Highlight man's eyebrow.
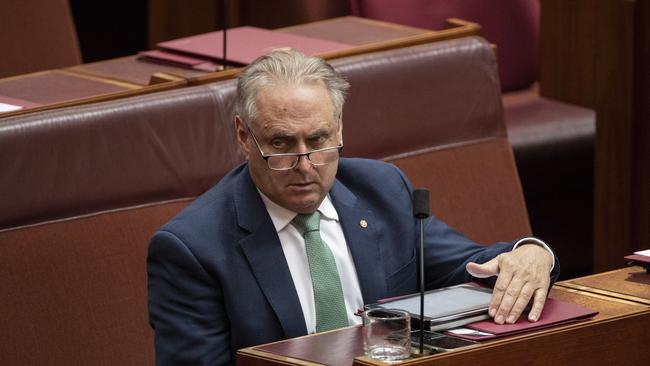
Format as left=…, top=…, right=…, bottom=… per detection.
left=307, top=127, right=333, bottom=138
left=267, top=131, right=295, bottom=140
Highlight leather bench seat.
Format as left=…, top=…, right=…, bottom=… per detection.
left=0, top=37, right=542, bottom=364
left=503, top=86, right=595, bottom=278
left=348, top=0, right=597, bottom=278
left=504, top=85, right=595, bottom=173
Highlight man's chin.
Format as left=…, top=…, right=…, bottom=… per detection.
left=287, top=197, right=323, bottom=214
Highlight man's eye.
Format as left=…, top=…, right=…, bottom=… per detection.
left=271, top=140, right=287, bottom=149
left=310, top=136, right=328, bottom=145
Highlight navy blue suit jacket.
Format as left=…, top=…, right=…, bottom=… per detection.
left=147, top=158, right=558, bottom=365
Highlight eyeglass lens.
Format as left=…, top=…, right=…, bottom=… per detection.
left=267, top=149, right=340, bottom=170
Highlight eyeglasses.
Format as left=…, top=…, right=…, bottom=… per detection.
left=246, top=124, right=343, bottom=171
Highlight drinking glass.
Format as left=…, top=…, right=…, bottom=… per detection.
left=363, top=308, right=411, bottom=361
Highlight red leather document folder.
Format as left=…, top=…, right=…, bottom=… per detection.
left=446, top=298, right=598, bottom=340
left=157, top=26, right=353, bottom=65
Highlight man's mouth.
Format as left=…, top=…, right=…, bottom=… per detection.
left=288, top=181, right=317, bottom=189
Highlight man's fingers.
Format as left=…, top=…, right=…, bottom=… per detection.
left=489, top=268, right=513, bottom=319
left=527, top=287, right=548, bottom=322
left=493, top=277, right=523, bottom=324
left=505, top=283, right=535, bottom=323
left=466, top=257, right=500, bottom=279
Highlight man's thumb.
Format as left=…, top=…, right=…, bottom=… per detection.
left=466, top=258, right=500, bottom=278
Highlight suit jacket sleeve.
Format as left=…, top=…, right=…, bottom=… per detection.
left=390, top=164, right=560, bottom=290
left=147, top=230, right=231, bottom=366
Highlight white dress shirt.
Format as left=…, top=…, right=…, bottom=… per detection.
left=258, top=192, right=555, bottom=333
left=259, top=192, right=365, bottom=334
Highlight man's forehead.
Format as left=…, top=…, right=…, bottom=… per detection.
left=253, top=82, right=337, bottom=124
left=256, top=81, right=331, bottom=105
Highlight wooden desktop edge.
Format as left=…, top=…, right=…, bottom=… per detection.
left=354, top=313, right=650, bottom=366
left=239, top=309, right=650, bottom=366
left=237, top=286, right=650, bottom=366
left=189, top=18, right=481, bottom=86
left=359, top=287, right=650, bottom=365
left=0, top=17, right=479, bottom=119
left=556, top=266, right=650, bottom=305
left=0, top=79, right=187, bottom=119
left=277, top=15, right=434, bottom=35
left=237, top=326, right=353, bottom=366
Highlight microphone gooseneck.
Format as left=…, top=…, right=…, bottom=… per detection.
left=412, top=188, right=430, bottom=355
left=220, top=0, right=228, bottom=70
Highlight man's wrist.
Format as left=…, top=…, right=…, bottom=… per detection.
left=512, top=237, right=555, bottom=272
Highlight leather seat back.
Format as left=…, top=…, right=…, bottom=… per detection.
left=333, top=36, right=531, bottom=243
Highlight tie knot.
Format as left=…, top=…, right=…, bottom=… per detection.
left=293, top=211, right=321, bottom=233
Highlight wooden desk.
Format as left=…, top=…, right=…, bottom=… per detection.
left=558, top=266, right=650, bottom=305
left=65, top=55, right=207, bottom=86
left=237, top=286, right=650, bottom=365
left=0, top=16, right=479, bottom=119
left=67, top=16, right=479, bottom=87
left=0, top=70, right=185, bottom=119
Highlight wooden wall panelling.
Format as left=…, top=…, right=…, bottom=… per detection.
left=540, top=0, right=649, bottom=271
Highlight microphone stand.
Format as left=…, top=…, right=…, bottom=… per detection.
left=413, top=189, right=430, bottom=355
left=219, top=0, right=228, bottom=70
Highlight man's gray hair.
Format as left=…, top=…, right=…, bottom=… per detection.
left=236, top=49, right=349, bottom=125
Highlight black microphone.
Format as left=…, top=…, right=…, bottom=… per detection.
left=413, top=189, right=430, bottom=219
left=412, top=188, right=429, bottom=355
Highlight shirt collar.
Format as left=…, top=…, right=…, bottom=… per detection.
left=258, top=190, right=339, bottom=233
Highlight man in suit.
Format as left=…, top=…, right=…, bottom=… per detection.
left=147, top=50, right=558, bottom=365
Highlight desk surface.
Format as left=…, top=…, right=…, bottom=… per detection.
left=237, top=286, right=650, bottom=366
left=558, top=266, right=650, bottom=305
left=0, top=70, right=134, bottom=104
left=65, top=55, right=207, bottom=86
left=66, top=17, right=434, bottom=87
left=277, top=16, right=431, bottom=46
left=0, top=16, right=479, bottom=119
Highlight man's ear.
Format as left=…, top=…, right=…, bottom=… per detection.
left=234, top=115, right=251, bottom=160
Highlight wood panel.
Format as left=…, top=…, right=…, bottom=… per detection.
left=539, top=0, right=650, bottom=272
left=558, top=266, right=650, bottom=305
left=147, top=0, right=221, bottom=47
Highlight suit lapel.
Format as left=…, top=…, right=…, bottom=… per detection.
left=330, top=180, right=388, bottom=304
left=234, top=168, right=307, bottom=339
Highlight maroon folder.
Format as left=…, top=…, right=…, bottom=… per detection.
left=157, top=26, right=353, bottom=65
left=446, top=298, right=598, bottom=341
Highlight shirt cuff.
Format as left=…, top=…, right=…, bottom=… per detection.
left=512, top=237, right=555, bottom=272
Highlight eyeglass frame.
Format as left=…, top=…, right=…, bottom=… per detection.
left=242, top=117, right=343, bottom=171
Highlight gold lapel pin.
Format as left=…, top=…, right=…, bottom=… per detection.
left=359, top=219, right=368, bottom=228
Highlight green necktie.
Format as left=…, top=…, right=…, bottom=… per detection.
left=293, top=211, right=349, bottom=332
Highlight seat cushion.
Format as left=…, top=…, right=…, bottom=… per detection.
left=503, top=85, right=595, bottom=166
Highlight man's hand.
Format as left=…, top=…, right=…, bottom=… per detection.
left=465, top=245, right=553, bottom=324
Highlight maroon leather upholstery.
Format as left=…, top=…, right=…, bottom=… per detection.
left=0, top=37, right=528, bottom=364
left=348, top=0, right=595, bottom=277
left=0, top=81, right=242, bottom=365
left=0, top=201, right=187, bottom=365
left=0, top=0, right=82, bottom=78
left=0, top=82, right=242, bottom=229
left=332, top=37, right=531, bottom=243
left=349, top=0, right=539, bottom=92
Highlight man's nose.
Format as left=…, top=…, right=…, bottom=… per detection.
left=294, top=154, right=312, bottom=172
